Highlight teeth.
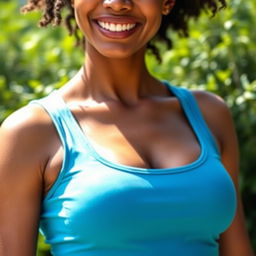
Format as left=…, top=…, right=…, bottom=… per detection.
left=98, top=21, right=136, bottom=32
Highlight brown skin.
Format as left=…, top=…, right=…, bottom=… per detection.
left=0, top=0, right=254, bottom=255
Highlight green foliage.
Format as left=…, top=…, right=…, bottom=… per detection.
left=0, top=1, right=83, bottom=121
left=0, top=0, right=255, bottom=254
left=36, top=234, right=51, bottom=256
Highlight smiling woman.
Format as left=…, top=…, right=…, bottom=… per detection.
left=0, top=0, right=255, bottom=256
left=21, top=0, right=225, bottom=61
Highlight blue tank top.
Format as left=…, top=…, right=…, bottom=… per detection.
left=31, top=82, right=237, bottom=256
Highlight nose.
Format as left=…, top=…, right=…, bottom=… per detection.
left=103, top=0, right=133, bottom=12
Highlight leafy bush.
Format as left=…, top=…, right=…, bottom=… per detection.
left=0, top=0, right=255, bottom=254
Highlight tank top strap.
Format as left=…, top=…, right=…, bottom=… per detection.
left=29, top=91, right=94, bottom=200
left=163, top=81, right=220, bottom=158
left=29, top=90, right=84, bottom=150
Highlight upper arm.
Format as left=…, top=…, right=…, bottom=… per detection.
left=0, top=106, right=50, bottom=255
left=193, top=90, right=254, bottom=256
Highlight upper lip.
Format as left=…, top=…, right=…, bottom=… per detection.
left=94, top=16, right=141, bottom=25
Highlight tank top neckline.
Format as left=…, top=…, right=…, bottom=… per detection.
left=54, top=81, right=208, bottom=174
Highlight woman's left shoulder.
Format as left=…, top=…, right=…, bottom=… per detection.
left=191, top=89, right=230, bottom=115
left=191, top=89, right=233, bottom=122
left=190, top=89, right=236, bottom=148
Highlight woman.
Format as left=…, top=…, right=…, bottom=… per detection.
left=0, top=0, right=254, bottom=255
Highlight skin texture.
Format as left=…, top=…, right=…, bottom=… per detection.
left=0, top=0, right=254, bottom=255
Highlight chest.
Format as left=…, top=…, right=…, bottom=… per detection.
left=71, top=100, right=201, bottom=169
left=44, top=99, right=204, bottom=194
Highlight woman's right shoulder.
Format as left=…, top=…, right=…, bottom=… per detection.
left=0, top=104, right=58, bottom=168
left=1, top=103, right=54, bottom=140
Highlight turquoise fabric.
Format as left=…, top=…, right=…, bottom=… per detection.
left=31, top=82, right=237, bottom=256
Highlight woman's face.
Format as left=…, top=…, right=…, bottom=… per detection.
left=73, top=0, right=174, bottom=59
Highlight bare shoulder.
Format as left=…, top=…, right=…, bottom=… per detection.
left=191, top=90, right=236, bottom=149
left=191, top=89, right=231, bottom=118
left=0, top=103, right=58, bottom=173
left=2, top=103, right=51, bottom=133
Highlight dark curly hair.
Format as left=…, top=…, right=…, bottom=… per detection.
left=21, top=0, right=226, bottom=62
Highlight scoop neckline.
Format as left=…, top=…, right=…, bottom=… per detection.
left=54, top=81, right=208, bottom=175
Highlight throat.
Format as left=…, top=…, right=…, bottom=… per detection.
left=82, top=46, right=162, bottom=104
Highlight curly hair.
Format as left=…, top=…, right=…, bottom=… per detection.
left=21, top=0, right=226, bottom=62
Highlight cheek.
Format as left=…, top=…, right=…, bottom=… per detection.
left=74, top=8, right=86, bottom=34
left=138, top=0, right=164, bottom=11
left=140, top=0, right=164, bottom=28
left=73, top=1, right=94, bottom=36
left=142, top=11, right=163, bottom=40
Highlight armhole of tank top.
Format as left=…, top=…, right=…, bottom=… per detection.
left=29, top=96, right=70, bottom=201
left=164, top=82, right=221, bottom=158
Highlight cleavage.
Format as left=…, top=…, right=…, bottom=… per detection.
left=71, top=100, right=201, bottom=170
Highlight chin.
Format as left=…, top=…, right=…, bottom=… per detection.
left=102, top=52, right=135, bottom=60
left=95, top=45, right=145, bottom=60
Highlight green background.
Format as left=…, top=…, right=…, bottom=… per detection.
left=0, top=0, right=255, bottom=255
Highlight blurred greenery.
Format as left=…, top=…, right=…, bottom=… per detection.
left=0, top=0, right=255, bottom=255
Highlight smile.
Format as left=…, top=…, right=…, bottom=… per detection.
left=97, top=21, right=136, bottom=32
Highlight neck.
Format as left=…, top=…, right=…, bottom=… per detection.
left=76, top=44, right=159, bottom=105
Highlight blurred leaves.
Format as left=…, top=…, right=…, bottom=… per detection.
left=0, top=0, right=256, bottom=254
left=0, top=1, right=83, bottom=121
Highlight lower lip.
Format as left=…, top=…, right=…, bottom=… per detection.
left=94, top=22, right=139, bottom=39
